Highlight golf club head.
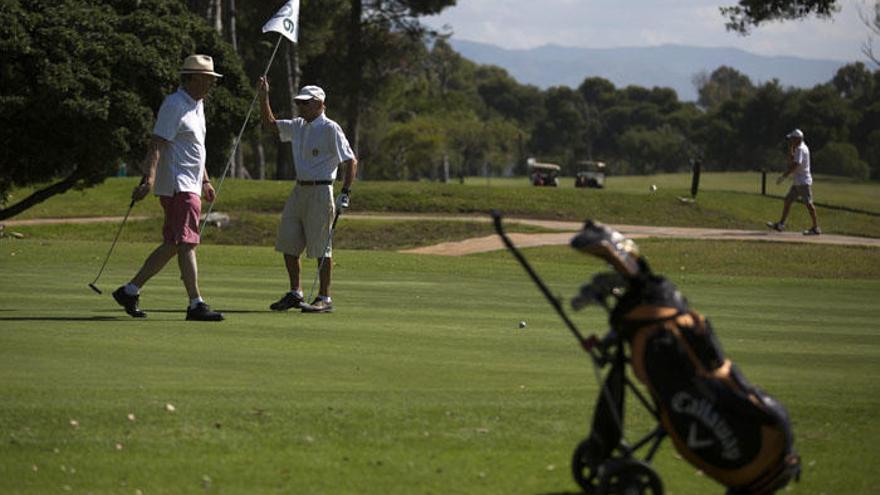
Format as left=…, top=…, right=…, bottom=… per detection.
left=570, top=221, right=642, bottom=278
left=88, top=283, right=103, bottom=295
left=571, top=272, right=627, bottom=311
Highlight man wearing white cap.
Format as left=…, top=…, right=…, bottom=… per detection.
left=767, top=128, right=821, bottom=235
left=258, top=77, right=358, bottom=313
left=112, top=54, right=225, bottom=321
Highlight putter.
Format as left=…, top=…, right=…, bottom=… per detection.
left=302, top=209, right=342, bottom=309
left=88, top=198, right=137, bottom=294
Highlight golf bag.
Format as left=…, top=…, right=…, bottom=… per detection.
left=492, top=213, right=800, bottom=495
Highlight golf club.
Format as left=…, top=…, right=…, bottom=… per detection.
left=303, top=209, right=342, bottom=307
left=88, top=197, right=137, bottom=294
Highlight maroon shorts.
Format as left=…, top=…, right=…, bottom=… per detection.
left=159, top=192, right=201, bottom=245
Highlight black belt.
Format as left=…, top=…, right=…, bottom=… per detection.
left=297, top=180, right=333, bottom=186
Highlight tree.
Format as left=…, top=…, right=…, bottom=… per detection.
left=815, top=142, right=870, bottom=179
left=860, top=0, right=880, bottom=67
left=788, top=84, right=853, bottom=151
left=831, top=62, right=875, bottom=101
left=694, top=66, right=754, bottom=110
left=531, top=87, right=588, bottom=170
left=377, top=116, right=446, bottom=180
left=864, top=129, right=880, bottom=179
left=0, top=0, right=248, bottom=220
left=341, top=0, right=456, bottom=158
left=737, top=80, right=791, bottom=169
left=721, top=0, right=840, bottom=34
left=473, top=65, right=545, bottom=131
left=578, top=77, right=617, bottom=110
left=618, top=126, right=690, bottom=174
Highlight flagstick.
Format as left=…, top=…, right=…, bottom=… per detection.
left=201, top=34, right=286, bottom=233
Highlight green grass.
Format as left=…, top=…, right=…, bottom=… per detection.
left=1, top=239, right=879, bottom=494
left=465, top=172, right=880, bottom=214
left=7, top=175, right=880, bottom=238
left=6, top=215, right=552, bottom=250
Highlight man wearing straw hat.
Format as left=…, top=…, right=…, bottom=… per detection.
left=112, top=54, right=225, bottom=321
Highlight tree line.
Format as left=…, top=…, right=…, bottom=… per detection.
left=1, top=0, right=874, bottom=219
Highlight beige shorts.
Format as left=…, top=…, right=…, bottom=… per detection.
left=785, top=184, right=813, bottom=204
left=275, top=184, right=335, bottom=258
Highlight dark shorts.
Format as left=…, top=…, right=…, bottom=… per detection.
left=160, top=192, right=201, bottom=245
left=785, top=184, right=813, bottom=204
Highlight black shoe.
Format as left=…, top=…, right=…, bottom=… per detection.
left=766, top=221, right=785, bottom=232
left=301, top=298, right=333, bottom=313
left=112, top=287, right=146, bottom=318
left=186, top=302, right=224, bottom=321
left=269, top=292, right=304, bottom=311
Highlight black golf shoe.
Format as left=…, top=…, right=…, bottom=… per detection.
left=186, top=302, right=224, bottom=321
left=301, top=298, right=333, bottom=313
left=112, top=286, right=147, bottom=318
left=766, top=221, right=785, bottom=232
left=269, top=292, right=304, bottom=311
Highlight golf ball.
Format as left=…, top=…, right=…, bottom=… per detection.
left=650, top=184, right=657, bottom=192
left=518, top=320, right=527, bottom=329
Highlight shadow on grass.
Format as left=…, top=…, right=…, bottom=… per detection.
left=146, top=309, right=273, bottom=314
left=0, top=316, right=120, bottom=322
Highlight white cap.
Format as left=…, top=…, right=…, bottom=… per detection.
left=786, top=129, right=804, bottom=139
left=294, top=85, right=326, bottom=102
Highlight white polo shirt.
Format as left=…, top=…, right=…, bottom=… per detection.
left=791, top=142, right=812, bottom=186
left=151, top=88, right=207, bottom=196
left=277, top=113, right=355, bottom=181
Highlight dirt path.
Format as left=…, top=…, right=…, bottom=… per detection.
left=5, top=213, right=878, bottom=254
left=344, top=213, right=880, bottom=255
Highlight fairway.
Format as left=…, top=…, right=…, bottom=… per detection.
left=1, top=238, right=879, bottom=494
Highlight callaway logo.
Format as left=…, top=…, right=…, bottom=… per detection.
left=671, top=391, right=742, bottom=461
left=687, top=423, right=714, bottom=449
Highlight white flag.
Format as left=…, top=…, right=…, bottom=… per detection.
left=262, top=0, right=300, bottom=43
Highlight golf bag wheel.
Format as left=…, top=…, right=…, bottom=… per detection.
left=571, top=437, right=605, bottom=494
left=597, top=459, right=663, bottom=495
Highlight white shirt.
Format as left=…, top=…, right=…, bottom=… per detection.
left=277, top=113, right=355, bottom=181
left=151, top=88, right=207, bottom=196
left=792, top=142, right=812, bottom=186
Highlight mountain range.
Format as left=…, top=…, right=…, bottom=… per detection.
left=448, top=39, right=848, bottom=102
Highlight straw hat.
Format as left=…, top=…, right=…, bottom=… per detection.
left=180, top=54, right=223, bottom=78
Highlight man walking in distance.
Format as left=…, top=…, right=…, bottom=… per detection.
left=258, top=77, right=357, bottom=314
left=112, top=54, right=225, bottom=321
left=767, top=129, right=821, bottom=235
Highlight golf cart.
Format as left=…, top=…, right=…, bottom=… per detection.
left=575, top=160, right=606, bottom=189
left=528, top=159, right=561, bottom=187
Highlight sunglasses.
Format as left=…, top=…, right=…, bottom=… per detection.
left=295, top=99, right=315, bottom=106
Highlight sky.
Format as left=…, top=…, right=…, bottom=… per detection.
left=420, top=0, right=875, bottom=62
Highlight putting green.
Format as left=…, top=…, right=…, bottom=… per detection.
left=1, top=239, right=878, bottom=493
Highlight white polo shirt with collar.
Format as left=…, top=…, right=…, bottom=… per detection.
left=791, top=142, right=812, bottom=186
left=277, top=112, right=355, bottom=181
left=151, top=88, right=207, bottom=197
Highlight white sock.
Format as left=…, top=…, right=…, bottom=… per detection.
left=124, top=283, right=139, bottom=296
left=319, top=295, right=331, bottom=303
left=189, top=297, right=204, bottom=309
left=290, top=290, right=304, bottom=298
